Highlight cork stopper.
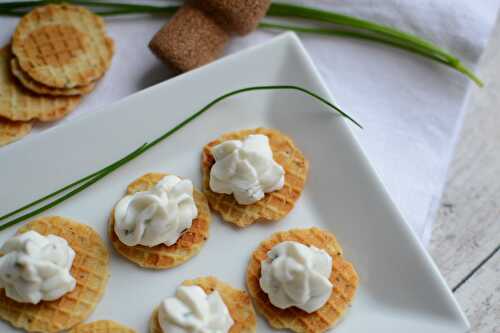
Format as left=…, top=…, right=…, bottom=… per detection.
left=194, top=0, right=272, bottom=35
left=149, top=4, right=229, bottom=73
left=148, top=0, right=271, bottom=72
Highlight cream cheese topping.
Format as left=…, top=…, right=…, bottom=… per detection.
left=259, top=241, right=333, bottom=313
left=158, top=285, right=234, bottom=333
left=209, top=134, right=285, bottom=205
left=0, top=230, right=76, bottom=304
left=114, top=175, right=198, bottom=247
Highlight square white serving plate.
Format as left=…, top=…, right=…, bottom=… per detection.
left=0, top=32, right=469, bottom=332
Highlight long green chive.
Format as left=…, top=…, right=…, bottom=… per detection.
left=0, top=143, right=148, bottom=222
left=0, top=1, right=481, bottom=85
left=266, top=3, right=483, bottom=86
left=259, top=22, right=452, bottom=68
left=0, top=143, right=149, bottom=231
left=0, top=85, right=357, bottom=231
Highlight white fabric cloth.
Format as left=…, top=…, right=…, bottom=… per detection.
left=1, top=1, right=498, bottom=245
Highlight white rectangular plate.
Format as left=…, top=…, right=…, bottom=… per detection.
left=0, top=33, right=469, bottom=332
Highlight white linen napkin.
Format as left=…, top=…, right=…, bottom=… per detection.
left=1, top=1, right=498, bottom=245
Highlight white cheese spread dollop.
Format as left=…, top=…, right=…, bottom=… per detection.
left=0, top=230, right=76, bottom=304
left=209, top=134, right=284, bottom=205
left=259, top=241, right=333, bottom=313
left=158, top=285, right=234, bottom=333
left=114, top=175, right=198, bottom=247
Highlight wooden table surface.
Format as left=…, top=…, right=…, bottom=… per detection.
left=429, top=14, right=500, bottom=333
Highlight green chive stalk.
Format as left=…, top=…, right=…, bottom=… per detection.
left=266, top=3, right=482, bottom=86
left=0, top=85, right=357, bottom=231
left=259, top=23, right=452, bottom=69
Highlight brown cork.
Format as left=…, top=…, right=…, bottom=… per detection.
left=194, top=0, right=271, bottom=35
left=149, top=4, right=229, bottom=73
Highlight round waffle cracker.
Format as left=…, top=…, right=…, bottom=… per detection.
left=12, top=4, right=114, bottom=89
left=109, top=173, right=211, bottom=269
left=149, top=276, right=256, bottom=333
left=0, top=216, right=110, bottom=333
left=246, top=227, right=359, bottom=333
left=69, top=320, right=136, bottom=333
left=0, top=46, right=80, bottom=122
left=201, top=128, right=309, bottom=227
left=0, top=117, right=32, bottom=146
left=11, top=57, right=96, bottom=96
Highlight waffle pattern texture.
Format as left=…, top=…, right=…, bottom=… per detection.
left=150, top=276, right=256, bottom=333
left=12, top=4, right=114, bottom=89
left=0, top=46, right=80, bottom=122
left=0, top=118, right=32, bottom=146
left=69, top=320, right=136, bottom=333
left=109, top=173, right=211, bottom=269
left=246, top=227, right=359, bottom=333
left=201, top=128, right=309, bottom=227
left=0, top=216, right=110, bottom=333
left=10, top=57, right=96, bottom=96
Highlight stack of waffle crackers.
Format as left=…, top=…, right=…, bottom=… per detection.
left=0, top=4, right=114, bottom=147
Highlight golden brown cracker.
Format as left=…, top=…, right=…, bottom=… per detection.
left=246, top=227, right=359, bottom=333
left=69, top=320, right=136, bottom=333
left=0, top=117, right=32, bottom=146
left=149, top=276, right=256, bottom=333
left=201, top=128, right=309, bottom=227
left=109, top=173, right=211, bottom=269
left=11, top=57, right=96, bottom=96
left=0, top=46, right=80, bottom=122
left=12, top=4, right=114, bottom=88
left=0, top=216, right=110, bottom=333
